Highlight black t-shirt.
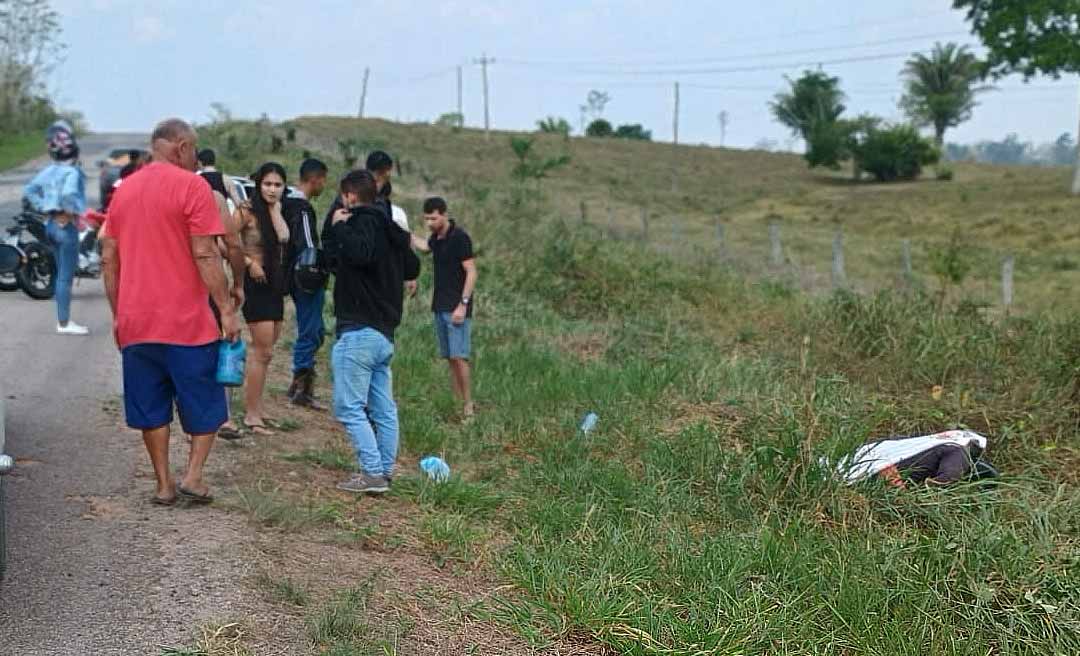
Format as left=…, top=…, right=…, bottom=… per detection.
left=429, top=221, right=474, bottom=317
left=895, top=443, right=972, bottom=484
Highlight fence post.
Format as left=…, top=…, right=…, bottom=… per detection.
left=769, top=221, right=783, bottom=268
left=579, top=200, right=588, bottom=226
left=641, top=208, right=649, bottom=242
left=901, top=239, right=913, bottom=279
left=1002, top=255, right=1014, bottom=311
left=716, top=221, right=726, bottom=260
left=832, top=229, right=846, bottom=289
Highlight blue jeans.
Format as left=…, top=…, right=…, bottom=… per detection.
left=291, top=288, right=326, bottom=373
left=331, top=328, right=398, bottom=477
left=46, top=220, right=78, bottom=324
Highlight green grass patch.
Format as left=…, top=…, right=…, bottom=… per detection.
left=205, top=119, right=1080, bottom=655
left=0, top=132, right=41, bottom=172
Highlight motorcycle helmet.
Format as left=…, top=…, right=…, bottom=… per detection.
left=45, top=120, right=79, bottom=162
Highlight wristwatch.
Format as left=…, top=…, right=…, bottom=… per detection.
left=461, top=296, right=471, bottom=306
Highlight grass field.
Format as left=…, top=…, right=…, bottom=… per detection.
left=0, top=132, right=42, bottom=172
left=194, top=118, right=1080, bottom=655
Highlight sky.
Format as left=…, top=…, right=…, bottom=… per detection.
left=49, top=0, right=1080, bottom=150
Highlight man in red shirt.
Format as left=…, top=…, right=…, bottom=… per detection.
left=100, top=118, right=242, bottom=506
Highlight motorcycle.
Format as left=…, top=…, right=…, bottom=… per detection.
left=3, top=205, right=101, bottom=301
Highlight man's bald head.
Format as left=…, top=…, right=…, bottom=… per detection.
left=151, top=118, right=199, bottom=171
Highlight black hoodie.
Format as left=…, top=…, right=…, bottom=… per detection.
left=322, top=203, right=420, bottom=340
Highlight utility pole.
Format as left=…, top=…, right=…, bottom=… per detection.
left=718, top=110, right=729, bottom=147
left=358, top=67, right=370, bottom=118
left=673, top=81, right=680, bottom=146
left=456, top=65, right=463, bottom=122
left=474, top=53, right=495, bottom=138
left=672, top=81, right=681, bottom=192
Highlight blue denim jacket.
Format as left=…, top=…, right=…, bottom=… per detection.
left=23, top=163, right=87, bottom=215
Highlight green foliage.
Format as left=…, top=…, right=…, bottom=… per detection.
left=613, top=123, right=652, bottom=141
left=536, top=116, right=572, bottom=136
left=0, top=0, right=64, bottom=135
left=770, top=70, right=846, bottom=141
left=857, top=124, right=941, bottom=182
left=901, top=42, right=989, bottom=144
left=434, top=112, right=464, bottom=130
left=954, top=0, right=1080, bottom=79
left=509, top=136, right=571, bottom=183
left=585, top=119, right=614, bottom=138
left=338, top=138, right=359, bottom=168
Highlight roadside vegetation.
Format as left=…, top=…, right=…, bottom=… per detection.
left=190, top=114, right=1080, bottom=654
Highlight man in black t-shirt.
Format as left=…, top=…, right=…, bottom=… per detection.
left=422, top=197, right=478, bottom=420
left=196, top=148, right=241, bottom=209
left=284, top=158, right=329, bottom=408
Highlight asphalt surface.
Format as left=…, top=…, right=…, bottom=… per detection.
left=0, top=135, right=259, bottom=654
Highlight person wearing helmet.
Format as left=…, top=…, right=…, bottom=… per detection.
left=23, top=120, right=90, bottom=335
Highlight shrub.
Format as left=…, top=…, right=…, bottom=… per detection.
left=537, top=116, right=572, bottom=137
left=935, top=164, right=955, bottom=181
left=857, top=124, right=940, bottom=182
left=434, top=112, right=464, bottom=130
left=585, top=119, right=614, bottom=138
left=614, top=123, right=652, bottom=141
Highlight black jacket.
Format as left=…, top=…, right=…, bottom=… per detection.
left=322, top=204, right=420, bottom=340
left=284, top=196, right=320, bottom=266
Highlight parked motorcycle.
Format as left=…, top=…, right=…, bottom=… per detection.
left=3, top=207, right=101, bottom=301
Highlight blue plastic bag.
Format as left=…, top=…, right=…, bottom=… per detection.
left=216, top=339, right=247, bottom=387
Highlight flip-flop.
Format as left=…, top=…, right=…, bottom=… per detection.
left=151, top=495, right=177, bottom=507
left=176, top=485, right=214, bottom=505
left=218, top=424, right=244, bottom=440
left=243, top=422, right=275, bottom=436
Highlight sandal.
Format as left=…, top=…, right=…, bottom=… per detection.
left=243, top=421, right=275, bottom=436
left=218, top=423, right=244, bottom=440
left=176, top=485, right=214, bottom=505
left=151, top=495, right=177, bottom=507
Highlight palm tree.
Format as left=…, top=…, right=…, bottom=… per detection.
left=900, top=42, right=989, bottom=146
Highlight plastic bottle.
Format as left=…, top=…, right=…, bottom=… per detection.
left=216, top=339, right=247, bottom=387
left=580, top=412, right=599, bottom=435
left=419, top=456, right=450, bottom=483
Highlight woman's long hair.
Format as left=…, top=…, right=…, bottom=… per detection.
left=250, top=162, right=287, bottom=291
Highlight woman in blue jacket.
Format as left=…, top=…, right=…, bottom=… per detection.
left=23, top=121, right=89, bottom=335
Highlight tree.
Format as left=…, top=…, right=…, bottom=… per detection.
left=585, top=119, right=614, bottom=138
left=536, top=116, right=572, bottom=137
left=900, top=42, right=988, bottom=146
left=770, top=70, right=846, bottom=146
left=0, top=0, right=64, bottom=133
left=585, top=90, right=610, bottom=120
left=208, top=102, right=233, bottom=125
left=613, top=124, right=652, bottom=141
left=953, top=0, right=1080, bottom=192
left=1052, top=132, right=1076, bottom=166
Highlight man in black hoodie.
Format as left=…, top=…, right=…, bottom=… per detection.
left=323, top=169, right=420, bottom=494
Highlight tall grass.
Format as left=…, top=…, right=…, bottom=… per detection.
left=203, top=120, right=1080, bottom=655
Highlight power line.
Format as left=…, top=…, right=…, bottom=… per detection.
left=570, top=50, right=921, bottom=78
left=503, top=30, right=970, bottom=71
left=499, top=9, right=960, bottom=67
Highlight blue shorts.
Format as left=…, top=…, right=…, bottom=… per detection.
left=433, top=312, right=471, bottom=359
left=121, top=342, right=228, bottom=435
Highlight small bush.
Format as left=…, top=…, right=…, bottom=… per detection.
left=537, top=116, right=572, bottom=137
left=614, top=123, right=652, bottom=141
left=935, top=164, right=954, bottom=181
left=586, top=119, right=613, bottom=138
left=857, top=124, right=940, bottom=182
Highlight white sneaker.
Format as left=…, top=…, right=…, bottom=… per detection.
left=57, top=321, right=90, bottom=336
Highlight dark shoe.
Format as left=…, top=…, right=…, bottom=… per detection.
left=297, top=369, right=327, bottom=410
left=286, top=370, right=309, bottom=402
left=336, top=473, right=390, bottom=495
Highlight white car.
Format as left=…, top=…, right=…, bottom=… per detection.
left=226, top=175, right=305, bottom=214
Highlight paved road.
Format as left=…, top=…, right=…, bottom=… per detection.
left=0, top=134, right=252, bottom=653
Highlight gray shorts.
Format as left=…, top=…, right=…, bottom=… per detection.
left=433, top=312, right=471, bottom=359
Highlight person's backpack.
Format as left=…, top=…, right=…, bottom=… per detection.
left=293, top=208, right=328, bottom=293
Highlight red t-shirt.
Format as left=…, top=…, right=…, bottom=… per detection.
left=105, top=161, right=225, bottom=348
